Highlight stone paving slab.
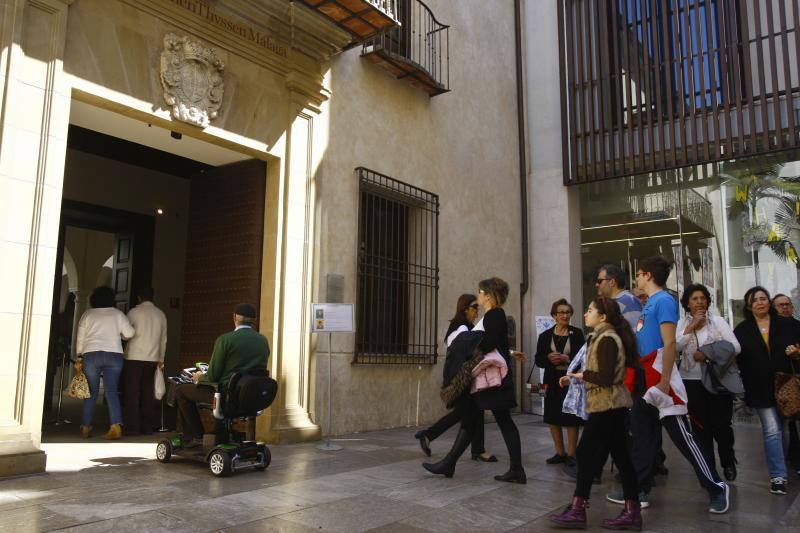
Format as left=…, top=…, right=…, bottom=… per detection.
left=0, top=415, right=798, bottom=532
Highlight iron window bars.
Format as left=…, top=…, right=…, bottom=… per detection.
left=354, top=167, right=439, bottom=364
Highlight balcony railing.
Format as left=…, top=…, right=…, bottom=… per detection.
left=361, top=0, right=450, bottom=96
left=626, top=188, right=715, bottom=237
left=297, top=0, right=400, bottom=41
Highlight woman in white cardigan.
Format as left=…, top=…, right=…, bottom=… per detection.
left=676, top=283, right=741, bottom=482
left=75, top=286, right=135, bottom=440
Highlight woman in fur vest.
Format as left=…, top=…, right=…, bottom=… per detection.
left=549, top=297, right=643, bottom=530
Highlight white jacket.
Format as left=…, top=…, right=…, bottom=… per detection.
left=77, top=307, right=134, bottom=355
left=125, top=301, right=168, bottom=362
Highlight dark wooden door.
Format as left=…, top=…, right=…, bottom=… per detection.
left=112, top=231, right=134, bottom=312
left=179, top=159, right=267, bottom=368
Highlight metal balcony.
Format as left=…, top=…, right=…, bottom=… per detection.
left=296, top=0, right=400, bottom=41
left=361, top=0, right=450, bottom=96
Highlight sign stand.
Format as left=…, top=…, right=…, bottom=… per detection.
left=317, top=331, right=342, bottom=451
left=311, top=303, right=354, bottom=452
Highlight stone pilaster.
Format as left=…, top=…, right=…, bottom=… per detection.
left=255, top=94, right=321, bottom=444
left=0, top=0, right=73, bottom=477
left=522, top=0, right=583, bottom=407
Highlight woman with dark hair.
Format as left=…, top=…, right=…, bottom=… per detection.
left=734, top=286, right=800, bottom=495
left=549, top=297, right=642, bottom=530
left=75, top=286, right=135, bottom=440
left=415, top=294, right=496, bottom=462
left=423, top=277, right=527, bottom=483
left=535, top=298, right=585, bottom=472
left=676, top=284, right=741, bottom=482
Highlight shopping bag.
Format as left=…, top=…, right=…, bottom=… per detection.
left=154, top=367, right=166, bottom=400
left=67, top=371, right=91, bottom=399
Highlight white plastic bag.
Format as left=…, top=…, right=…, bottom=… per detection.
left=154, top=366, right=166, bottom=400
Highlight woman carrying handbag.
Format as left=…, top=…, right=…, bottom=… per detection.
left=733, top=286, right=800, bottom=495
left=423, top=277, right=526, bottom=483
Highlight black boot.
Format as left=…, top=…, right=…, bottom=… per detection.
left=494, top=468, right=527, bottom=484
left=423, top=428, right=471, bottom=478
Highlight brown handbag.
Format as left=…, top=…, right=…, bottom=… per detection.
left=775, top=360, right=800, bottom=419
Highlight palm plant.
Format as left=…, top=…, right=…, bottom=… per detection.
left=716, top=155, right=800, bottom=286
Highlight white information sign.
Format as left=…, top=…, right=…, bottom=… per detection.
left=311, top=303, right=354, bottom=333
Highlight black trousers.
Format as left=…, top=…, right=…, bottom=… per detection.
left=576, top=408, right=638, bottom=500
left=425, top=408, right=486, bottom=455
left=175, top=383, right=214, bottom=439
left=122, top=360, right=158, bottom=433
left=788, top=419, right=800, bottom=467
left=684, top=379, right=736, bottom=468
left=630, top=397, right=725, bottom=495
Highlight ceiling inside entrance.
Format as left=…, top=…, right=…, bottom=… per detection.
left=69, top=101, right=251, bottom=167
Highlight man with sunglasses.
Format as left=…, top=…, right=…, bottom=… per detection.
left=596, top=264, right=642, bottom=331
left=773, top=293, right=800, bottom=475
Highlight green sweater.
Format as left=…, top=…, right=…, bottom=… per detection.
left=199, top=327, right=269, bottom=390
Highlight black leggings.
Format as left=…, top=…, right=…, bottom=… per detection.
left=575, top=408, right=638, bottom=500
left=492, top=408, right=523, bottom=471
left=452, top=397, right=522, bottom=470
left=425, top=408, right=486, bottom=455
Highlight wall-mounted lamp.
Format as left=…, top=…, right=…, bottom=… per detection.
left=156, top=208, right=165, bottom=215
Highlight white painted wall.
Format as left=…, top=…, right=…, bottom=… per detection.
left=524, top=0, right=585, bottom=388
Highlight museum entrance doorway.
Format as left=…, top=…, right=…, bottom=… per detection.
left=42, top=101, right=268, bottom=441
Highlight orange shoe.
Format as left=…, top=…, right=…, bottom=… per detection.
left=80, top=425, right=92, bottom=438
left=102, top=424, right=122, bottom=440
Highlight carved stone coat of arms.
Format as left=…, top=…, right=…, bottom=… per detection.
left=160, top=34, right=225, bottom=128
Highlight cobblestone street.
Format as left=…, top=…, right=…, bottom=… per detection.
left=1, top=414, right=798, bottom=532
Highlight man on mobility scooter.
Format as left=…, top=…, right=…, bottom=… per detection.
left=157, top=303, right=275, bottom=476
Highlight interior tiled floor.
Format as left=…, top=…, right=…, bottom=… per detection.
left=3, top=413, right=799, bottom=532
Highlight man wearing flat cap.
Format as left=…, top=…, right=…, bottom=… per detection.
left=174, top=303, right=269, bottom=447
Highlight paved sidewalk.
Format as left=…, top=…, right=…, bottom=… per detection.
left=1, top=415, right=798, bottom=532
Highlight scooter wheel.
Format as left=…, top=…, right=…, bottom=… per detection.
left=255, top=445, right=271, bottom=471
left=209, top=449, right=233, bottom=477
left=156, top=440, right=172, bottom=463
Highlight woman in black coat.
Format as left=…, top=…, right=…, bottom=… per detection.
left=423, top=277, right=527, bottom=483
left=415, top=293, right=496, bottom=462
left=733, top=286, right=800, bottom=496
left=535, top=298, right=585, bottom=468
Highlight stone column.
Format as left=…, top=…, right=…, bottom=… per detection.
left=256, top=95, right=322, bottom=444
left=0, top=0, right=73, bottom=476
left=522, top=0, right=584, bottom=397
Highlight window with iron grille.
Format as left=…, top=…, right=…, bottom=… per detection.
left=354, top=167, right=439, bottom=364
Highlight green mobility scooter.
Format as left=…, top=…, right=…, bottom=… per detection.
left=156, top=368, right=278, bottom=477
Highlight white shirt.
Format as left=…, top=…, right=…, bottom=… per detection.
left=125, top=301, right=168, bottom=362
left=77, top=307, right=135, bottom=355
left=676, top=314, right=741, bottom=380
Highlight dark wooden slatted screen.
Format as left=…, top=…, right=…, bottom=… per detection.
left=558, top=0, right=800, bottom=185
left=179, top=159, right=267, bottom=368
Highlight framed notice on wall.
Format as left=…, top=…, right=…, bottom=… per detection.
left=311, top=303, right=354, bottom=333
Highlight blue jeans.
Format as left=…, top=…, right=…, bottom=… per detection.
left=82, top=351, right=124, bottom=427
left=755, top=407, right=788, bottom=480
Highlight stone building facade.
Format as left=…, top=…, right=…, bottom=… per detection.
left=0, top=0, right=525, bottom=476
